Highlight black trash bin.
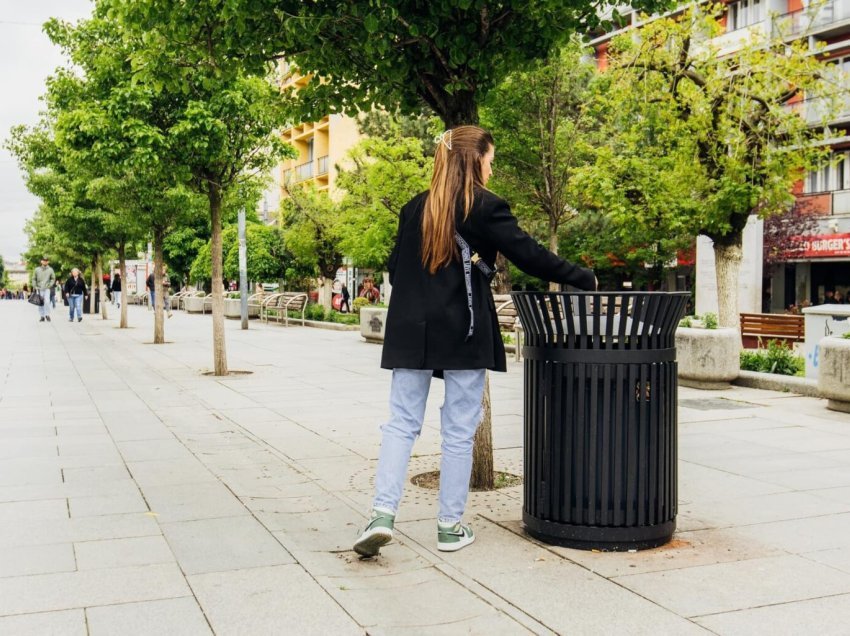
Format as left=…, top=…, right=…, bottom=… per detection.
left=83, top=289, right=100, bottom=314
left=511, top=292, right=689, bottom=551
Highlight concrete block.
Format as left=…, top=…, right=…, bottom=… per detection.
left=676, top=327, right=740, bottom=389
left=818, top=336, right=850, bottom=413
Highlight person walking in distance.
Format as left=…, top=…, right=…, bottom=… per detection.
left=32, top=257, right=56, bottom=322
left=146, top=266, right=173, bottom=317
left=353, top=126, right=597, bottom=557
left=111, top=271, right=122, bottom=309
left=64, top=268, right=87, bottom=322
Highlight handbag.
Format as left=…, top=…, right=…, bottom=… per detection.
left=28, top=289, right=44, bottom=306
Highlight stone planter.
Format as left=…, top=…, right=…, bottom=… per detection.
left=183, top=295, right=206, bottom=314
left=224, top=298, right=259, bottom=319
left=676, top=327, right=740, bottom=389
left=818, top=337, right=850, bottom=413
left=360, top=307, right=388, bottom=343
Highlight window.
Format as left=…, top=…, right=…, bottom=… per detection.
left=804, top=150, right=850, bottom=193
left=726, top=0, right=764, bottom=32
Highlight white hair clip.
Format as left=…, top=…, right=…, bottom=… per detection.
left=434, top=129, right=452, bottom=151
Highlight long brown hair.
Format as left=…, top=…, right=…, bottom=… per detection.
left=421, top=125, right=494, bottom=274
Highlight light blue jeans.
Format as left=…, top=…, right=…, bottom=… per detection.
left=373, top=368, right=486, bottom=524
left=38, top=290, right=51, bottom=318
left=69, top=294, right=83, bottom=320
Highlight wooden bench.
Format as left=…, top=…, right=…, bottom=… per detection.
left=260, top=292, right=309, bottom=327
left=740, top=313, right=804, bottom=349
left=493, top=294, right=523, bottom=362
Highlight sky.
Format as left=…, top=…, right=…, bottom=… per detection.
left=0, top=0, right=93, bottom=263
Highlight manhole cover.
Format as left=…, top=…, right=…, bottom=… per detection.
left=679, top=398, right=759, bottom=411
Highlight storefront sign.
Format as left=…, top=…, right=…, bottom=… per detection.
left=787, top=233, right=850, bottom=259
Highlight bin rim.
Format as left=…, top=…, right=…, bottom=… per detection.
left=509, top=291, right=691, bottom=298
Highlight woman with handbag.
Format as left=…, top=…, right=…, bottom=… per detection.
left=353, top=125, right=597, bottom=557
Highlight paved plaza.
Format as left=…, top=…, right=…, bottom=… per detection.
left=1, top=301, right=850, bottom=634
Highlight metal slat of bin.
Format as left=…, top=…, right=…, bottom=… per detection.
left=512, top=291, right=689, bottom=551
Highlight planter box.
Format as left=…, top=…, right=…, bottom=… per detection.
left=183, top=296, right=206, bottom=314
left=676, top=327, right=740, bottom=389
left=224, top=298, right=259, bottom=319
left=360, top=307, right=388, bottom=343
left=818, top=337, right=850, bottom=413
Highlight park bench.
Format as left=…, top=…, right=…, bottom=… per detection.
left=260, top=292, right=309, bottom=327
left=740, top=312, right=804, bottom=349
left=169, top=290, right=191, bottom=310
left=493, top=294, right=523, bottom=362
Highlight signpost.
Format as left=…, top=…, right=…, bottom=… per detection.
left=238, top=208, right=248, bottom=330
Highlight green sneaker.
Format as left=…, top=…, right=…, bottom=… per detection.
left=437, top=521, right=475, bottom=552
left=353, top=508, right=395, bottom=557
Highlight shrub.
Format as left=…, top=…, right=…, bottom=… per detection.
left=844, top=332, right=850, bottom=340
left=501, top=332, right=515, bottom=344
left=739, top=339, right=804, bottom=376
left=352, top=297, right=370, bottom=314
left=305, top=303, right=326, bottom=322
left=679, top=316, right=693, bottom=328
left=703, top=312, right=718, bottom=329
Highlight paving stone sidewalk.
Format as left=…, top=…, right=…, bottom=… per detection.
left=1, top=301, right=850, bottom=634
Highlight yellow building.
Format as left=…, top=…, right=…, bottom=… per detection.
left=278, top=63, right=362, bottom=200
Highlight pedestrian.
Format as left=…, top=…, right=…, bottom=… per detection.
left=146, top=270, right=155, bottom=310
left=147, top=267, right=173, bottom=317
left=111, top=272, right=122, bottom=308
left=340, top=283, right=351, bottom=313
left=359, top=278, right=380, bottom=304
left=353, top=126, right=596, bottom=557
left=32, top=257, right=56, bottom=322
left=64, top=268, right=87, bottom=322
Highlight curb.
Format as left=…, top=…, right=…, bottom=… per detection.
left=733, top=370, right=820, bottom=397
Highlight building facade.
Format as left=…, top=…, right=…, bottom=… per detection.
left=591, top=0, right=850, bottom=312
left=277, top=63, right=362, bottom=201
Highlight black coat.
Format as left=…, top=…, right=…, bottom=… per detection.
left=381, top=190, right=595, bottom=372
left=64, top=276, right=87, bottom=296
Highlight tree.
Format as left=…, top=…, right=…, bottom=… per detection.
left=105, top=0, right=297, bottom=374
left=483, top=40, right=599, bottom=290
left=762, top=197, right=820, bottom=277
left=190, top=222, right=289, bottom=285
left=193, top=0, right=667, bottom=126
left=602, top=8, right=834, bottom=327
left=279, top=184, right=344, bottom=309
left=336, top=135, right=433, bottom=273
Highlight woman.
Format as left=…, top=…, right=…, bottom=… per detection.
left=111, top=272, right=122, bottom=308
left=64, top=268, right=87, bottom=322
left=354, top=126, right=596, bottom=557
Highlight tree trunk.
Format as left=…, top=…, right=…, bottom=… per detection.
left=493, top=253, right=511, bottom=294
left=548, top=219, right=560, bottom=292
left=713, top=233, right=744, bottom=329
left=209, top=184, right=228, bottom=375
left=470, top=372, right=494, bottom=490
left=440, top=92, right=480, bottom=128
left=118, top=242, right=128, bottom=329
left=153, top=229, right=165, bottom=344
left=319, top=276, right=334, bottom=311
left=89, top=262, right=96, bottom=314
left=97, top=255, right=107, bottom=320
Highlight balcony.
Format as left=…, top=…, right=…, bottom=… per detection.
left=774, top=1, right=850, bottom=39
left=283, top=157, right=330, bottom=185
left=785, top=91, right=850, bottom=126
left=317, top=155, right=329, bottom=176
